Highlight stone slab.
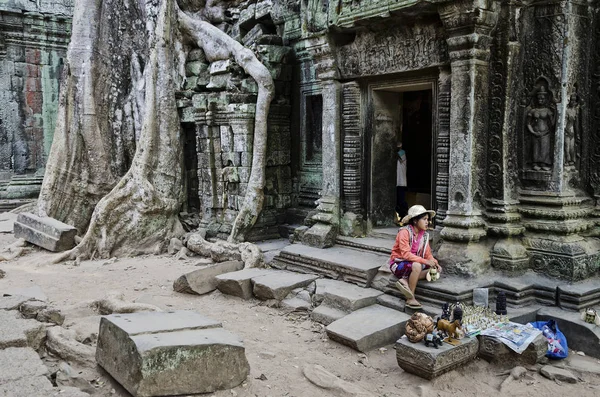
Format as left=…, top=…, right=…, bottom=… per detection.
left=326, top=305, right=411, bottom=352
left=394, top=336, right=479, bottom=379
left=478, top=334, right=547, bottom=366
left=562, top=354, right=600, bottom=375
left=0, top=310, right=45, bottom=350
left=103, top=311, right=222, bottom=336
left=97, top=313, right=249, bottom=397
left=0, top=347, right=48, bottom=383
left=537, top=306, right=600, bottom=359
left=0, top=212, right=17, bottom=233
left=14, top=212, right=77, bottom=251
left=215, top=268, right=275, bottom=299
left=0, top=376, right=55, bottom=397
left=0, top=294, right=33, bottom=310
left=540, top=365, right=578, bottom=383
left=281, top=297, right=311, bottom=311
left=376, top=294, right=406, bottom=312
left=252, top=271, right=318, bottom=301
left=279, top=244, right=387, bottom=286
left=255, top=239, right=291, bottom=252
left=311, top=304, right=346, bottom=326
left=335, top=236, right=393, bottom=255
left=173, top=260, right=244, bottom=295
left=314, top=278, right=382, bottom=312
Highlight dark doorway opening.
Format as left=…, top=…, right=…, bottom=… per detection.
left=369, top=86, right=434, bottom=227
left=401, top=90, right=433, bottom=211
left=182, top=123, right=200, bottom=213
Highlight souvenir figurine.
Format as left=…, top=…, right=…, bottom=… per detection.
left=495, top=291, right=507, bottom=315
left=441, top=303, right=451, bottom=321
left=452, top=304, right=463, bottom=324
left=424, top=331, right=443, bottom=348
left=581, top=308, right=599, bottom=325
left=436, top=318, right=462, bottom=340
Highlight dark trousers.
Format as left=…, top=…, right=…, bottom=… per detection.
left=396, top=186, right=408, bottom=217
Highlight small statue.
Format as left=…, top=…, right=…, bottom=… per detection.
left=405, top=312, right=435, bottom=343
left=564, top=92, right=580, bottom=167
left=580, top=308, right=600, bottom=326
left=441, top=303, right=451, bottom=321
left=526, top=84, right=555, bottom=171
left=452, top=303, right=463, bottom=324
left=424, top=331, right=443, bottom=349
left=426, top=268, right=440, bottom=282
left=436, top=319, right=462, bottom=340
left=495, top=291, right=507, bottom=315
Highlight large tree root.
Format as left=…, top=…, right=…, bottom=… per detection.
left=92, top=291, right=162, bottom=315
left=186, top=232, right=264, bottom=268
left=178, top=8, right=275, bottom=243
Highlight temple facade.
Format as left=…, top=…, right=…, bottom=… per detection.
left=2, top=0, right=600, bottom=282
left=0, top=0, right=72, bottom=208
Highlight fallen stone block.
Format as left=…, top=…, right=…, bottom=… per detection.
left=215, top=268, right=274, bottom=299
left=252, top=271, right=319, bottom=301
left=394, top=336, right=479, bottom=379
left=46, top=327, right=96, bottom=365
left=326, top=305, right=410, bottom=352
left=478, top=334, right=547, bottom=366
left=540, top=365, right=578, bottom=383
left=314, top=279, right=382, bottom=312
left=0, top=376, right=55, bottom=397
left=173, top=260, right=244, bottom=295
left=281, top=296, right=311, bottom=311
left=13, top=213, right=77, bottom=252
left=96, top=311, right=249, bottom=397
left=19, top=300, right=48, bottom=319
left=311, top=304, right=346, bottom=326
left=0, top=310, right=46, bottom=350
left=0, top=294, right=34, bottom=311
left=0, top=347, right=48, bottom=383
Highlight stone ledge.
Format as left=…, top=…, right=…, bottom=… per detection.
left=394, top=336, right=479, bottom=379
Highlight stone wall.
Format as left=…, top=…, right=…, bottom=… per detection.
left=0, top=0, right=72, bottom=201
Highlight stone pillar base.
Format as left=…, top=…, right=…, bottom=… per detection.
left=491, top=238, right=529, bottom=273
left=339, top=212, right=365, bottom=237
left=523, top=235, right=600, bottom=281
left=301, top=223, right=337, bottom=249
left=436, top=241, right=491, bottom=277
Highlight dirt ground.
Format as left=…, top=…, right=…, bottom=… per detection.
left=1, top=232, right=600, bottom=397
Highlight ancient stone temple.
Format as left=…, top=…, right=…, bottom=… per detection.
left=4, top=0, right=600, bottom=285
left=0, top=0, right=72, bottom=209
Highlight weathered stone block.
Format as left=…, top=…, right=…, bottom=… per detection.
left=96, top=312, right=249, bottom=397
left=173, top=260, right=244, bottom=295
left=252, top=271, right=318, bottom=301
left=0, top=347, right=48, bottom=384
left=326, top=305, right=410, bottom=352
left=477, top=334, right=546, bottom=366
left=311, top=304, right=346, bottom=326
left=209, top=59, right=231, bottom=75
left=394, top=336, right=479, bottom=379
left=301, top=223, right=336, bottom=249
left=0, top=310, right=46, bottom=350
left=314, top=279, right=382, bottom=312
left=13, top=213, right=76, bottom=252
left=215, top=268, right=274, bottom=299
left=187, top=48, right=206, bottom=62
left=185, top=61, right=208, bottom=77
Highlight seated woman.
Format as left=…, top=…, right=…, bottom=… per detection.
left=389, top=205, right=442, bottom=309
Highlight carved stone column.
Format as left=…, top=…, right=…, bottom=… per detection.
left=301, top=34, right=342, bottom=248
left=516, top=0, right=600, bottom=280
left=436, top=0, right=499, bottom=276
left=485, top=0, right=528, bottom=272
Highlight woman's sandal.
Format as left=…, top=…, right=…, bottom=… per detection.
left=406, top=303, right=423, bottom=310
left=395, top=281, right=414, bottom=300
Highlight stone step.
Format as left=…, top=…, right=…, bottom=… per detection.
left=368, top=227, right=399, bottom=240
left=0, top=347, right=55, bottom=396
left=326, top=304, right=411, bottom=352
left=394, top=335, right=479, bottom=379
left=215, top=268, right=276, bottom=299
left=273, top=244, right=388, bottom=287
left=557, top=279, right=600, bottom=311
left=311, top=304, right=346, bottom=325
left=335, top=235, right=393, bottom=255
left=313, top=278, right=382, bottom=312
left=13, top=213, right=77, bottom=252
left=97, top=311, right=250, bottom=396
left=252, top=270, right=319, bottom=301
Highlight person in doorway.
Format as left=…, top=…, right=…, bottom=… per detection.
left=389, top=205, right=442, bottom=309
left=395, top=143, right=408, bottom=224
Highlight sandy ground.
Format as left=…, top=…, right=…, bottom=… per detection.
left=1, top=232, right=600, bottom=397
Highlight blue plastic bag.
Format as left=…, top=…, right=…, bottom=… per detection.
left=529, top=319, right=568, bottom=359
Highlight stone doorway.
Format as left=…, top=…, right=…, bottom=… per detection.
left=368, top=81, right=436, bottom=228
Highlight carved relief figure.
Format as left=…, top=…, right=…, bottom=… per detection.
left=526, top=85, right=555, bottom=171
left=222, top=160, right=240, bottom=210
left=564, top=93, right=580, bottom=167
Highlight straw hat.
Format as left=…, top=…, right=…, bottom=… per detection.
left=401, top=205, right=436, bottom=225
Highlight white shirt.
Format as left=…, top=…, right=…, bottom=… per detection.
left=397, top=151, right=407, bottom=187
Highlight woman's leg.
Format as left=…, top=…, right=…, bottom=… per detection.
left=406, top=263, right=429, bottom=306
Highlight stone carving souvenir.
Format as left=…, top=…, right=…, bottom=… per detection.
left=495, top=291, right=507, bottom=315
left=405, top=312, right=435, bottom=343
